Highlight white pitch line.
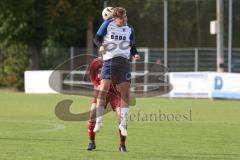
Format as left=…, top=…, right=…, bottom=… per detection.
left=0, top=119, right=66, bottom=133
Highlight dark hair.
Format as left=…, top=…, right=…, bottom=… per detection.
left=113, top=7, right=127, bottom=18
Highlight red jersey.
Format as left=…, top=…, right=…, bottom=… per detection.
left=89, top=58, right=102, bottom=87
left=88, top=58, right=119, bottom=93
left=89, top=58, right=120, bottom=109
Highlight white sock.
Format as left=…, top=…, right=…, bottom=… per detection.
left=120, top=107, right=129, bottom=127
left=96, top=106, right=104, bottom=124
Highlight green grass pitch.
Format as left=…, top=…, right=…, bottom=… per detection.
left=0, top=92, right=240, bottom=160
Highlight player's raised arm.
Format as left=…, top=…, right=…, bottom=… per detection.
left=94, top=20, right=110, bottom=47
left=94, top=19, right=112, bottom=56
left=94, top=7, right=114, bottom=56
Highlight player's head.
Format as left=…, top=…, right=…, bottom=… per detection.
left=113, top=7, right=127, bottom=27
left=102, top=7, right=114, bottom=20
left=88, top=58, right=103, bottom=86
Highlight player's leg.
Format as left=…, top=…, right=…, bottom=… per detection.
left=108, top=91, right=127, bottom=151
left=93, top=79, right=112, bottom=132
left=87, top=102, right=97, bottom=150
left=116, top=106, right=127, bottom=152
left=117, top=81, right=130, bottom=137
left=111, top=57, right=131, bottom=137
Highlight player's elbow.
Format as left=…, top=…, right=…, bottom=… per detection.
left=93, top=35, right=103, bottom=47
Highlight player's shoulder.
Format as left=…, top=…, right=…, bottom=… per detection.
left=127, top=24, right=133, bottom=28
left=127, top=24, right=134, bottom=31
left=97, top=19, right=114, bottom=35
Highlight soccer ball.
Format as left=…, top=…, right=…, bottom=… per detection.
left=102, top=7, right=114, bottom=20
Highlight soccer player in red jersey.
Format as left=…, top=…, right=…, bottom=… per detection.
left=87, top=58, right=127, bottom=151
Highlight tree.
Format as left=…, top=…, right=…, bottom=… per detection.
left=0, top=0, right=102, bottom=70
left=0, top=0, right=50, bottom=69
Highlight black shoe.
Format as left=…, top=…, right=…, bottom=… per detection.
left=119, top=144, right=127, bottom=152
left=87, top=142, right=96, bottom=151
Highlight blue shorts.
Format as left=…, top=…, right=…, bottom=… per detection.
left=101, top=56, right=131, bottom=84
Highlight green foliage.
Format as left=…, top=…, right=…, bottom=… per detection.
left=0, top=0, right=102, bottom=89
left=0, top=0, right=240, bottom=49
left=0, top=0, right=102, bottom=47
left=0, top=45, right=29, bottom=90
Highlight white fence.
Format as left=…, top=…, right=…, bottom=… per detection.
left=41, top=47, right=240, bottom=73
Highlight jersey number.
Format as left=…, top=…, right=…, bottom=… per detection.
left=111, top=35, right=126, bottom=40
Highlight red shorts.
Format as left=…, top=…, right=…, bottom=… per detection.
left=92, top=90, right=120, bottom=112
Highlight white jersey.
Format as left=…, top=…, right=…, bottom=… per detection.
left=95, top=19, right=136, bottom=61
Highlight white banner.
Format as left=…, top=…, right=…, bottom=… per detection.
left=169, top=72, right=240, bottom=99
left=169, top=72, right=211, bottom=98
left=210, top=73, right=240, bottom=99
left=24, top=71, right=60, bottom=94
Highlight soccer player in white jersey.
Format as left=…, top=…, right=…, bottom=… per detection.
left=93, top=7, right=140, bottom=152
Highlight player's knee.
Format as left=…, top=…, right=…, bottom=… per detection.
left=121, top=91, right=130, bottom=100
left=98, top=100, right=106, bottom=107
left=90, top=103, right=96, bottom=110
left=99, top=81, right=110, bottom=91
left=88, top=119, right=96, bottom=126
left=97, top=95, right=106, bottom=107
left=97, top=92, right=106, bottom=104
left=89, top=112, right=96, bottom=120
left=120, top=95, right=130, bottom=106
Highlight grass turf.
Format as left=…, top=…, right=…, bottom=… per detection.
left=0, top=92, right=240, bottom=160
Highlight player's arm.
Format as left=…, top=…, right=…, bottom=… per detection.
left=129, top=25, right=140, bottom=60
left=94, top=19, right=112, bottom=56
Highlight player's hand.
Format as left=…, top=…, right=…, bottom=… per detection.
left=133, top=54, right=140, bottom=61
left=99, top=45, right=105, bottom=55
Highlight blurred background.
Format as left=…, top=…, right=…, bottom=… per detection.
left=0, top=0, right=240, bottom=91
